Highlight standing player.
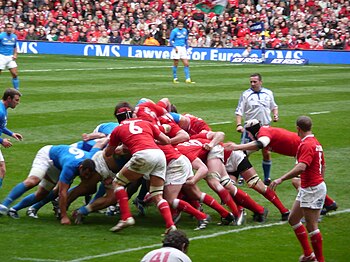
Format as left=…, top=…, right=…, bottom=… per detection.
left=235, top=73, right=278, bottom=185
left=270, top=116, right=326, bottom=262
left=105, top=104, right=176, bottom=234
left=0, top=23, right=20, bottom=90
left=169, top=19, right=195, bottom=84
left=141, top=230, right=192, bottom=262
left=0, top=88, right=22, bottom=190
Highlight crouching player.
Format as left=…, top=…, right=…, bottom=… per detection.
left=105, top=104, right=176, bottom=234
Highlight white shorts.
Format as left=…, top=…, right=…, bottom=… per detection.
left=225, top=150, right=246, bottom=173
left=126, top=149, right=166, bottom=180
left=171, top=46, right=189, bottom=60
left=296, top=182, right=327, bottom=209
left=38, top=165, right=60, bottom=191
left=92, top=151, right=116, bottom=180
left=28, top=145, right=55, bottom=180
left=0, top=148, right=4, bottom=162
left=165, top=155, right=193, bottom=185
left=0, top=54, right=17, bottom=70
left=208, top=145, right=224, bottom=161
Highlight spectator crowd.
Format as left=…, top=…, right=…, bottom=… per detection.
left=0, top=0, right=349, bottom=50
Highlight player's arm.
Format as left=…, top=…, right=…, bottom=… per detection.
left=272, top=106, right=279, bottom=122
left=186, top=158, right=208, bottom=185
left=235, top=114, right=244, bottom=133
left=58, top=179, right=71, bottom=225
left=82, top=132, right=106, bottom=141
left=170, top=129, right=189, bottom=145
left=270, top=162, right=307, bottom=191
left=13, top=39, right=18, bottom=60
left=156, top=132, right=171, bottom=145
left=203, top=131, right=225, bottom=150
left=169, top=30, right=176, bottom=47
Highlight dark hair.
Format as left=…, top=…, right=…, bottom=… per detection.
left=163, top=230, right=189, bottom=253
left=80, top=159, right=96, bottom=172
left=177, top=19, right=185, bottom=26
left=296, top=116, right=312, bottom=132
left=170, top=104, right=178, bottom=113
left=114, top=101, right=134, bottom=123
left=2, top=88, right=21, bottom=100
left=250, top=73, right=262, bottom=81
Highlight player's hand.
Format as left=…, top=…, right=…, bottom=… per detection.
left=82, top=133, right=90, bottom=141
left=60, top=215, right=71, bottom=225
left=185, top=177, right=196, bottom=186
left=269, top=178, right=283, bottom=191
left=223, top=142, right=236, bottom=151
left=1, top=138, right=12, bottom=148
left=203, top=143, right=212, bottom=151
left=273, top=115, right=279, bottom=122
left=12, top=133, right=23, bottom=141
left=12, top=55, right=17, bottom=60
left=236, top=125, right=244, bottom=133
left=187, top=48, right=192, bottom=55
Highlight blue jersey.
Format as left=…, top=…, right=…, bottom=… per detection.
left=169, top=28, right=188, bottom=47
left=0, top=32, right=17, bottom=56
left=49, top=145, right=100, bottom=185
left=95, top=122, right=119, bottom=134
left=74, top=122, right=119, bottom=151
left=0, top=101, right=12, bottom=143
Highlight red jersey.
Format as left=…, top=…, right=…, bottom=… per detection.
left=109, top=118, right=161, bottom=155
left=176, top=138, right=210, bottom=162
left=158, top=144, right=182, bottom=164
left=257, top=126, right=301, bottom=157
left=183, top=113, right=211, bottom=136
left=134, top=101, right=167, bottom=125
left=297, top=135, right=325, bottom=188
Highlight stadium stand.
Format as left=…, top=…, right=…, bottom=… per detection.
left=0, top=0, right=349, bottom=50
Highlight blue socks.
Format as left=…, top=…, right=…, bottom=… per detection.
left=172, top=66, right=177, bottom=79
left=12, top=77, right=19, bottom=90
left=78, top=205, right=90, bottom=216
left=262, top=160, right=272, bottom=181
left=12, top=193, right=37, bottom=211
left=2, top=182, right=27, bottom=207
left=184, top=66, right=190, bottom=79
left=0, top=177, right=3, bottom=189
left=89, top=183, right=106, bottom=204
left=31, top=190, right=57, bottom=210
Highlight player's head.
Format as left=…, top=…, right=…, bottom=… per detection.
left=5, top=23, right=13, bottom=34
left=2, top=88, right=21, bottom=109
left=114, top=102, right=134, bottom=123
left=177, top=19, right=185, bottom=28
left=79, top=159, right=97, bottom=179
left=250, top=73, right=262, bottom=89
left=296, top=116, right=312, bottom=132
left=170, top=104, right=178, bottom=113
left=244, top=119, right=261, bottom=138
left=162, top=230, right=190, bottom=254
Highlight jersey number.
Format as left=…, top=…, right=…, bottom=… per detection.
left=129, top=121, right=143, bottom=134
left=149, top=251, right=170, bottom=262
left=68, top=147, right=85, bottom=159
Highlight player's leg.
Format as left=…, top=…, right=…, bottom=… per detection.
left=241, top=166, right=289, bottom=220
left=9, top=66, right=19, bottom=90
left=0, top=153, right=5, bottom=190
left=262, top=148, right=272, bottom=185
left=172, top=59, right=179, bottom=83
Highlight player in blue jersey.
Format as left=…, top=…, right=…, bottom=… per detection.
left=0, top=88, right=22, bottom=190
left=169, top=19, right=195, bottom=84
left=0, top=141, right=106, bottom=225
left=0, top=23, right=20, bottom=90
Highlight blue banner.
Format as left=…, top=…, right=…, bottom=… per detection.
left=250, top=22, right=264, bottom=32
left=17, top=41, right=350, bottom=64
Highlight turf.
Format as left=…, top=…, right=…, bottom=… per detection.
left=0, top=55, right=349, bottom=262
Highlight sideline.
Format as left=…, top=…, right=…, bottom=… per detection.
left=14, top=208, right=350, bottom=262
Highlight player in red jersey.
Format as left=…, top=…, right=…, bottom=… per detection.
left=177, top=135, right=268, bottom=224
left=105, top=103, right=176, bottom=234
left=133, top=98, right=170, bottom=125
left=225, top=119, right=337, bottom=216
left=223, top=148, right=290, bottom=221
left=270, top=116, right=326, bottom=262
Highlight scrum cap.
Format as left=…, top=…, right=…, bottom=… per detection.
left=115, top=107, right=133, bottom=123
left=244, top=119, right=261, bottom=138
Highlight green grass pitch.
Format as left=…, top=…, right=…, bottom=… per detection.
left=0, top=55, right=349, bottom=262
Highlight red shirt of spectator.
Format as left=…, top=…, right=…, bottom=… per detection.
left=237, top=23, right=250, bottom=38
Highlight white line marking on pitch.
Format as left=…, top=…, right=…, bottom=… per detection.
left=14, top=208, right=350, bottom=262
left=309, top=111, right=330, bottom=115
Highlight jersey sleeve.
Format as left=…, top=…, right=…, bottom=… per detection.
left=109, top=127, right=121, bottom=147
left=296, top=143, right=314, bottom=166
left=59, top=166, right=76, bottom=185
